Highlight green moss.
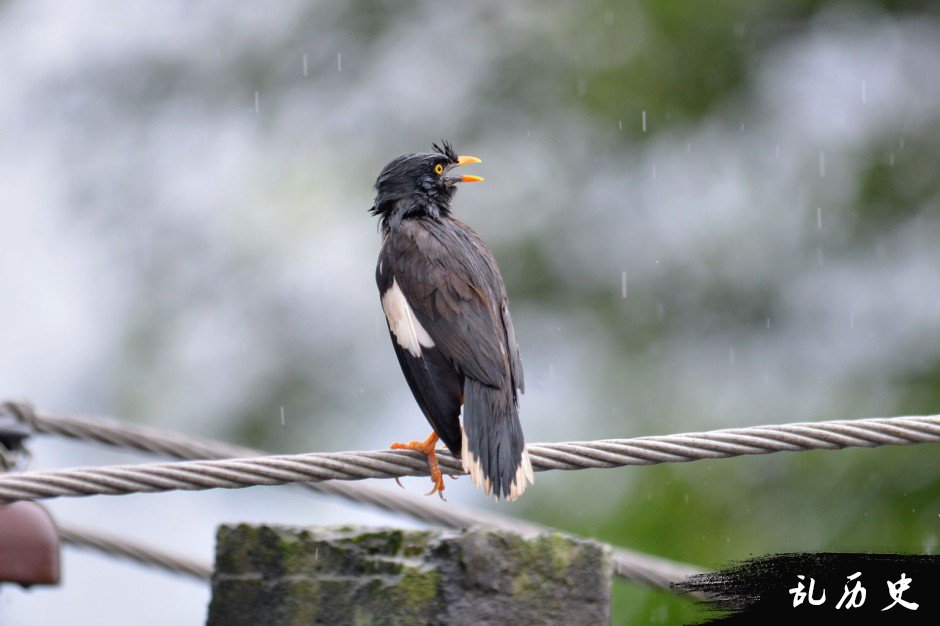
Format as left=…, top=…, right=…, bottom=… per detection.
left=545, top=533, right=576, bottom=574
left=346, top=528, right=405, bottom=555
left=510, top=569, right=538, bottom=596
left=276, top=532, right=301, bottom=556
left=352, top=606, right=374, bottom=626
left=352, top=566, right=441, bottom=623
left=280, top=579, right=319, bottom=626
left=395, top=566, right=440, bottom=609
left=400, top=531, right=433, bottom=557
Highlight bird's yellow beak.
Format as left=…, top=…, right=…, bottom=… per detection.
left=455, top=155, right=484, bottom=183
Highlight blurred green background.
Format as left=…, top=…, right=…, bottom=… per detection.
left=2, top=1, right=940, bottom=623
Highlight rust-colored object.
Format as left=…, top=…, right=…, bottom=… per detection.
left=0, top=502, right=61, bottom=586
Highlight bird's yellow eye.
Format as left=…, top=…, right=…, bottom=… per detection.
left=434, top=163, right=444, bottom=175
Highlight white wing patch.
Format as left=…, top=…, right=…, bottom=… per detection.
left=381, top=278, right=435, bottom=358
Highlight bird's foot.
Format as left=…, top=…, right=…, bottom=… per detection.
left=390, top=432, right=446, bottom=500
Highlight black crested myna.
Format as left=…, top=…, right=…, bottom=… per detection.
left=371, top=141, right=533, bottom=501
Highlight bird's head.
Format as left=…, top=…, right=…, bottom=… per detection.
left=370, top=141, right=483, bottom=230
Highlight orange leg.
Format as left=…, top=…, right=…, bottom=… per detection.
left=390, top=432, right=446, bottom=500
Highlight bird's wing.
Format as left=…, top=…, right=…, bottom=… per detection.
left=500, top=300, right=525, bottom=394
left=384, top=218, right=522, bottom=393
left=377, top=249, right=463, bottom=453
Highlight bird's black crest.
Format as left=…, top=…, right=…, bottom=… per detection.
left=369, top=141, right=462, bottom=225
left=431, top=140, right=458, bottom=163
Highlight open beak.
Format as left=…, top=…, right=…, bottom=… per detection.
left=455, top=155, right=484, bottom=183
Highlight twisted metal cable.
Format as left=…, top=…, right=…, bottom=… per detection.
left=3, top=414, right=938, bottom=505
left=2, top=402, right=699, bottom=590
left=58, top=522, right=211, bottom=581
left=6, top=404, right=255, bottom=460
left=22, top=406, right=936, bottom=592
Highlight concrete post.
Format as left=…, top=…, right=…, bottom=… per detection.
left=207, top=524, right=611, bottom=625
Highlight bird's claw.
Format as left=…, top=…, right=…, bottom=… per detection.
left=389, top=432, right=449, bottom=500
left=425, top=474, right=447, bottom=500
left=425, top=483, right=446, bottom=500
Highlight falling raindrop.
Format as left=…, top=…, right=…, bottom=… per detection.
left=337, top=52, right=342, bottom=72
left=642, top=110, right=647, bottom=132
left=280, top=406, right=285, bottom=426
left=766, top=318, right=771, bottom=329
left=618, top=120, right=623, bottom=131
left=888, top=152, right=895, bottom=166
left=254, top=91, right=259, bottom=114
left=817, top=207, right=822, bottom=229
left=849, top=312, right=855, bottom=330
left=302, top=54, right=308, bottom=77
left=740, top=122, right=745, bottom=133
left=621, top=271, right=628, bottom=298
left=651, top=164, right=657, bottom=179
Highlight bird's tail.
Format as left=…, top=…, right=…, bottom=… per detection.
left=460, top=378, right=534, bottom=501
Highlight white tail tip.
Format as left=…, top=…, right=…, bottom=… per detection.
left=461, top=427, right=534, bottom=501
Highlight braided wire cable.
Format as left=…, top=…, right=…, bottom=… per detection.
left=8, top=401, right=805, bottom=590
left=4, top=413, right=938, bottom=505
left=3, top=401, right=701, bottom=588
left=4, top=404, right=940, bottom=588
left=58, top=522, right=212, bottom=581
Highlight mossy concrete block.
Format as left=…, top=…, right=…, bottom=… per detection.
left=207, top=524, right=611, bottom=625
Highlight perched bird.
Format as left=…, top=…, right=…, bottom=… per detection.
left=371, top=141, right=533, bottom=501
